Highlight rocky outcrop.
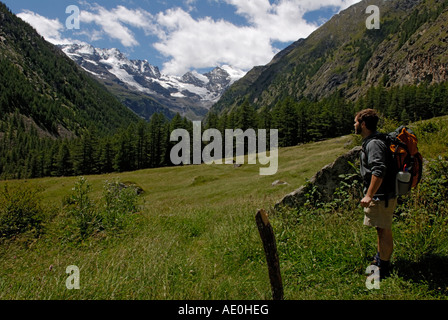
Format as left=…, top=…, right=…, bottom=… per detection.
left=275, top=146, right=361, bottom=210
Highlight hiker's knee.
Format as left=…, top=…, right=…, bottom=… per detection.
left=377, top=227, right=392, bottom=238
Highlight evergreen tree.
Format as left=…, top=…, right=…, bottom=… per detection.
left=99, top=138, right=114, bottom=174
left=73, top=128, right=99, bottom=175
left=56, top=141, right=72, bottom=176
left=135, top=120, right=148, bottom=170
left=296, top=100, right=310, bottom=143
left=236, top=98, right=257, bottom=130
left=148, top=113, right=166, bottom=168
left=217, top=113, right=228, bottom=134
left=170, top=113, right=185, bottom=132
left=277, top=97, right=299, bottom=147
left=257, top=106, right=272, bottom=130
left=113, top=126, right=136, bottom=173
left=204, top=112, right=219, bottom=130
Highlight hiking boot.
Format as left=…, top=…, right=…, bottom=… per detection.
left=367, top=255, right=391, bottom=280
left=378, top=259, right=391, bottom=280
left=368, top=252, right=380, bottom=266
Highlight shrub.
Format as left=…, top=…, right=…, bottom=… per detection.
left=64, top=177, right=140, bottom=240
left=65, top=176, right=101, bottom=239
left=393, top=156, right=448, bottom=261
left=398, top=155, right=448, bottom=218
left=0, top=185, right=44, bottom=239
left=101, top=180, right=139, bottom=231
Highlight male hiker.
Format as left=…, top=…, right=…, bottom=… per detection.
left=354, top=109, right=397, bottom=279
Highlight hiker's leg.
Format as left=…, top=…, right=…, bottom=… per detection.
left=377, top=227, right=393, bottom=261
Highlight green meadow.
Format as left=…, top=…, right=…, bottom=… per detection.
left=1, top=116, right=448, bottom=300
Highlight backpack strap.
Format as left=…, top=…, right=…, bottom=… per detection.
left=362, top=132, right=386, bottom=152
left=361, top=132, right=395, bottom=202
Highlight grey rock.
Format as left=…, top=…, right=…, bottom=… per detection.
left=275, top=146, right=361, bottom=210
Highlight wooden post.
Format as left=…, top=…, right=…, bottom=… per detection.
left=255, top=209, right=284, bottom=300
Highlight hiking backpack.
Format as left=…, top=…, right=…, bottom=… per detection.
left=377, top=126, right=423, bottom=196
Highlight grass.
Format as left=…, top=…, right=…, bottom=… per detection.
left=0, top=133, right=350, bottom=300
left=1, top=116, right=448, bottom=300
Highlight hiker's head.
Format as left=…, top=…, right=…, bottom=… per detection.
left=355, top=109, right=379, bottom=135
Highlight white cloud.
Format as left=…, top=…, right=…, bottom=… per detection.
left=153, top=8, right=277, bottom=75
left=17, top=0, right=363, bottom=76
left=224, top=0, right=318, bottom=42
left=79, top=4, right=154, bottom=47
left=184, top=0, right=198, bottom=12
left=18, top=4, right=156, bottom=49
left=17, top=10, right=72, bottom=45
left=221, top=0, right=362, bottom=41
left=152, top=0, right=362, bottom=75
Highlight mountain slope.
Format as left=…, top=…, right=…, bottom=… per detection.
left=0, top=2, right=139, bottom=137
left=211, top=0, right=448, bottom=114
left=59, top=44, right=246, bottom=121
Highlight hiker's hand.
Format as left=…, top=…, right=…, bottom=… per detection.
left=361, top=196, right=372, bottom=208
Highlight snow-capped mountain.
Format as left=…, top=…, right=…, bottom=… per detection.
left=59, top=44, right=246, bottom=120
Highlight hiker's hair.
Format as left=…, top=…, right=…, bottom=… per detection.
left=356, top=109, right=379, bottom=132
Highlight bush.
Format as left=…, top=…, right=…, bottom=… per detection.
left=393, top=156, right=448, bottom=261
left=418, top=156, right=448, bottom=213
left=101, top=180, right=139, bottom=231
left=64, top=177, right=140, bottom=240
left=397, top=156, right=448, bottom=220
left=65, top=176, right=101, bottom=239
left=0, top=185, right=45, bottom=239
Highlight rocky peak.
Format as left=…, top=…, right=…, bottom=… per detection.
left=58, top=43, right=246, bottom=120
left=181, top=71, right=208, bottom=86
left=204, top=67, right=232, bottom=93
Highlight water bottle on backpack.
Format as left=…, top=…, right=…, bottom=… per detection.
left=396, top=165, right=412, bottom=196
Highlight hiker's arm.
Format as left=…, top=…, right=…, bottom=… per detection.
left=361, top=140, right=387, bottom=208
left=361, top=175, right=383, bottom=208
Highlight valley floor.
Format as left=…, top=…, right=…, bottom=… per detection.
left=1, top=117, right=448, bottom=301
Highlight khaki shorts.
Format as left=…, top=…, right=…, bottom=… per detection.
left=364, top=198, right=397, bottom=230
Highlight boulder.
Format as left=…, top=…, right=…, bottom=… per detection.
left=272, top=180, right=288, bottom=186
left=119, top=182, right=144, bottom=195
left=275, top=146, right=361, bottom=209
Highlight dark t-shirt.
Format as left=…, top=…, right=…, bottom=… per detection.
left=360, top=132, right=389, bottom=197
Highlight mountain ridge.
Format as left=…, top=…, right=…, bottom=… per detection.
left=211, top=0, right=448, bottom=115
left=0, top=2, right=140, bottom=137
left=59, top=43, right=246, bottom=121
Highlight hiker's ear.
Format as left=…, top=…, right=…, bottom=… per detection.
left=360, top=120, right=366, bottom=129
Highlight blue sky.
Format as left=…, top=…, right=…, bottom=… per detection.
left=3, top=0, right=361, bottom=75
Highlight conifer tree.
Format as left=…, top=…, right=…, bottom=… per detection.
left=56, top=141, right=72, bottom=176
left=99, top=138, right=114, bottom=174
left=257, top=106, right=272, bottom=131
left=236, top=98, right=257, bottom=131
left=276, top=97, right=299, bottom=147
left=148, top=113, right=166, bottom=168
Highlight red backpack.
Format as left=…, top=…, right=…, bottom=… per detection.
left=380, top=126, right=423, bottom=196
